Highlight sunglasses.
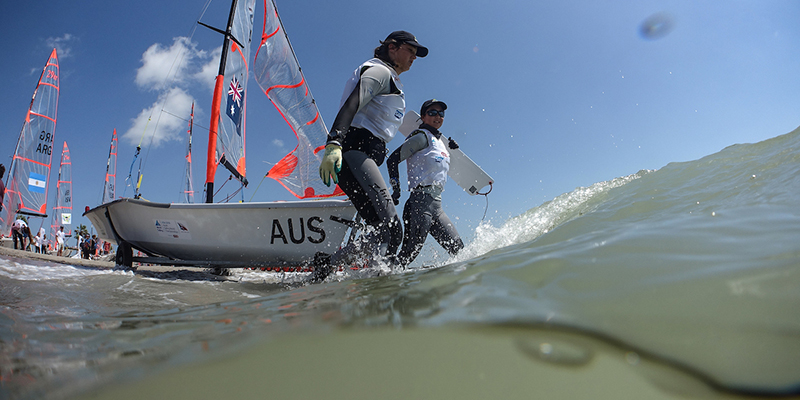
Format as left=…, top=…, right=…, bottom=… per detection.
left=425, top=109, right=445, bottom=117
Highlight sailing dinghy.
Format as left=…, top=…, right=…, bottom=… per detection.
left=1, top=49, right=59, bottom=234
left=84, top=0, right=356, bottom=269
left=49, top=142, right=72, bottom=254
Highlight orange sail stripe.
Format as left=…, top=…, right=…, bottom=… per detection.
left=306, top=111, right=319, bottom=125
left=29, top=111, right=56, bottom=124
left=38, top=82, right=59, bottom=91
left=14, top=155, right=51, bottom=168
left=261, top=11, right=280, bottom=41
left=264, top=76, right=305, bottom=96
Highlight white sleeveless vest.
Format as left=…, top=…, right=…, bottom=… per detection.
left=406, top=129, right=450, bottom=191
left=340, top=58, right=405, bottom=143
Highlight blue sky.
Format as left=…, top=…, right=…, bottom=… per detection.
left=0, top=0, right=798, bottom=239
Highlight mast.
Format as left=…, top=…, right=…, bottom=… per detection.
left=102, top=129, right=118, bottom=204
left=184, top=103, right=195, bottom=203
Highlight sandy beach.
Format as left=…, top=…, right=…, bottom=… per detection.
left=0, top=245, right=223, bottom=275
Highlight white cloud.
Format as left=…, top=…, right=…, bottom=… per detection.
left=272, top=139, right=284, bottom=148
left=45, top=34, right=77, bottom=59
left=129, top=37, right=220, bottom=148
left=195, top=46, right=222, bottom=91
left=136, top=37, right=207, bottom=91
left=123, top=87, right=197, bottom=147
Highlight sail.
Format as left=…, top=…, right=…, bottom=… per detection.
left=204, top=0, right=256, bottom=202
left=253, top=0, right=344, bottom=199
left=102, top=129, right=118, bottom=204
left=50, top=142, right=72, bottom=238
left=184, top=103, right=195, bottom=203
left=1, top=49, right=59, bottom=231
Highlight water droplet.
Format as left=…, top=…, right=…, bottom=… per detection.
left=517, top=336, right=594, bottom=367
left=625, top=351, right=640, bottom=365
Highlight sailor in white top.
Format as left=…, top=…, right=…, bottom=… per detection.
left=387, top=99, right=464, bottom=269
left=312, top=31, right=429, bottom=282
left=56, top=226, right=66, bottom=256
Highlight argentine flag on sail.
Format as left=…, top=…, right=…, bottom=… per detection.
left=28, top=173, right=46, bottom=193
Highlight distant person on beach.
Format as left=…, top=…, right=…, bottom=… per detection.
left=81, top=235, right=92, bottom=259
left=92, top=235, right=99, bottom=259
left=387, top=99, right=464, bottom=269
left=33, top=229, right=42, bottom=253
left=37, top=227, right=46, bottom=253
left=11, top=218, right=27, bottom=250
left=313, top=30, right=428, bottom=282
left=22, top=225, right=32, bottom=251
left=56, top=226, right=66, bottom=256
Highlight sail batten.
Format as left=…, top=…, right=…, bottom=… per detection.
left=1, top=49, right=60, bottom=231
left=253, top=0, right=344, bottom=199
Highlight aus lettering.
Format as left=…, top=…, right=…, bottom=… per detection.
left=271, top=216, right=326, bottom=245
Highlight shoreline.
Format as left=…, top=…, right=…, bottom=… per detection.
left=0, top=246, right=221, bottom=275
left=0, top=245, right=116, bottom=269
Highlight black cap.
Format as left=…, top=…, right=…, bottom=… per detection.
left=420, top=99, right=447, bottom=114
left=385, top=31, right=428, bottom=57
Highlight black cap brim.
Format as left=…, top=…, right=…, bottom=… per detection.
left=410, top=43, right=428, bottom=57
left=385, top=31, right=429, bottom=57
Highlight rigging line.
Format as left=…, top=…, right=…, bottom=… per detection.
left=122, top=145, right=141, bottom=198
left=130, top=0, right=211, bottom=194
left=224, top=187, right=243, bottom=203
left=481, top=193, right=490, bottom=222
left=160, top=109, right=211, bottom=133
left=214, top=175, right=232, bottom=196
left=218, top=184, right=243, bottom=203
left=247, top=174, right=269, bottom=202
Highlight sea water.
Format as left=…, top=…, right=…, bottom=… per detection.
left=2, top=129, right=800, bottom=399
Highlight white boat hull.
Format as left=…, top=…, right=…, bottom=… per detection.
left=84, top=198, right=357, bottom=267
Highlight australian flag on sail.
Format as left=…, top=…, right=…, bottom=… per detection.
left=28, top=172, right=46, bottom=193
left=226, top=76, right=244, bottom=136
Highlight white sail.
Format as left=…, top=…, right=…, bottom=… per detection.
left=253, top=0, right=344, bottom=199
left=2, top=49, right=59, bottom=232
left=50, top=142, right=72, bottom=238
left=204, top=0, right=256, bottom=202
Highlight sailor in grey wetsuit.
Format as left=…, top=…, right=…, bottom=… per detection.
left=314, top=31, right=428, bottom=282
left=387, top=99, right=464, bottom=269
